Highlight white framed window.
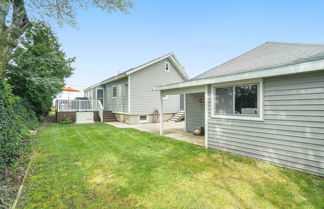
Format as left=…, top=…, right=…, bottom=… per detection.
left=139, top=115, right=148, bottom=122
left=211, top=79, right=263, bottom=121
left=165, top=61, right=170, bottom=72
left=163, top=95, right=168, bottom=99
left=112, top=86, right=117, bottom=98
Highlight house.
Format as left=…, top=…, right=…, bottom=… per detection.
left=84, top=53, right=188, bottom=124
left=154, top=42, right=324, bottom=176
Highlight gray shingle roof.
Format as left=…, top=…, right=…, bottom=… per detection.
left=192, top=42, right=324, bottom=80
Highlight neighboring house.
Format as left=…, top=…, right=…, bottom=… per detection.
left=84, top=53, right=188, bottom=124
left=155, top=42, right=324, bottom=176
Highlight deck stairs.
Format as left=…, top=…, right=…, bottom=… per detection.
left=103, top=111, right=117, bottom=122
left=169, top=109, right=185, bottom=122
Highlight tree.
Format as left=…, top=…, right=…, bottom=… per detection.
left=7, top=22, right=74, bottom=117
left=0, top=0, right=133, bottom=77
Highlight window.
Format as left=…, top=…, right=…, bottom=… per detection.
left=215, top=87, right=233, bottom=114
left=212, top=81, right=262, bottom=120
left=112, top=86, right=117, bottom=98
left=165, top=62, right=170, bottom=72
left=139, top=115, right=148, bottom=122
left=235, top=84, right=258, bottom=115
left=163, top=95, right=168, bottom=99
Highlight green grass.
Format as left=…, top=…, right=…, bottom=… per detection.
left=21, top=123, right=324, bottom=209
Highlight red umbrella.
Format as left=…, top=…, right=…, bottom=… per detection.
left=62, top=87, right=80, bottom=92
left=62, top=87, right=80, bottom=99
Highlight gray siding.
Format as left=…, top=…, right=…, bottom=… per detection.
left=207, top=71, right=324, bottom=176
left=130, top=58, right=186, bottom=115
left=104, top=77, right=128, bottom=113
left=185, top=93, right=205, bottom=132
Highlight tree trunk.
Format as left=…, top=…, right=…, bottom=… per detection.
left=0, top=0, right=31, bottom=79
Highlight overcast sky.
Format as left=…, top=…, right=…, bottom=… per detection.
left=54, top=0, right=324, bottom=98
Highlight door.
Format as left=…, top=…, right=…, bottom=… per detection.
left=97, top=88, right=104, bottom=106
left=180, top=94, right=184, bottom=110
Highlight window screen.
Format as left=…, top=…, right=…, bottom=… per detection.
left=214, top=87, right=233, bottom=114
left=235, top=84, right=258, bottom=115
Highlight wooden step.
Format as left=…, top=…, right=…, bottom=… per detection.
left=103, top=111, right=117, bottom=122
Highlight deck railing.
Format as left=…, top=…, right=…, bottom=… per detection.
left=56, top=100, right=104, bottom=122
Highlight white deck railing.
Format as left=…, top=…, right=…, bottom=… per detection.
left=56, top=100, right=104, bottom=122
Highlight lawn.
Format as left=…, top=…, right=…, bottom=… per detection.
left=20, top=123, right=323, bottom=209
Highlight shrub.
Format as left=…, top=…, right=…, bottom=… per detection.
left=0, top=80, right=39, bottom=178
left=58, top=116, right=72, bottom=124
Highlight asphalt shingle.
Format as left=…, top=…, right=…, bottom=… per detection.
left=192, top=42, right=324, bottom=80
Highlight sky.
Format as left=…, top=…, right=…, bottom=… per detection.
left=54, top=0, right=324, bottom=98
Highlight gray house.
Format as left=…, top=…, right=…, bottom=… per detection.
left=84, top=53, right=188, bottom=124
left=155, top=42, right=324, bottom=176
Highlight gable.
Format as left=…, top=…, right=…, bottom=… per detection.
left=130, top=57, right=186, bottom=82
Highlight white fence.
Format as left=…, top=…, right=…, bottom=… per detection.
left=55, top=100, right=103, bottom=122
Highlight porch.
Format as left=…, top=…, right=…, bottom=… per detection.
left=158, top=85, right=208, bottom=147
left=55, top=99, right=104, bottom=123
left=106, top=121, right=205, bottom=146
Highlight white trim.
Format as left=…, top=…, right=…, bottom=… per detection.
left=154, top=59, right=324, bottom=91
left=211, top=78, right=264, bottom=121
left=128, top=75, right=131, bottom=114
left=112, top=85, right=117, bottom=98
left=139, top=115, right=149, bottom=123
left=165, top=61, right=170, bottom=72
left=204, top=85, right=208, bottom=148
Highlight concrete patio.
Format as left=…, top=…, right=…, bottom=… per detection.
left=105, top=121, right=205, bottom=146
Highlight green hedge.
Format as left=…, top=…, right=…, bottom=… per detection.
left=0, top=80, right=38, bottom=178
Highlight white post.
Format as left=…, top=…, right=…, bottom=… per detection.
left=204, top=85, right=209, bottom=148
left=159, top=92, right=164, bottom=135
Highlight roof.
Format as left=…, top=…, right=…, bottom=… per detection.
left=85, top=53, right=188, bottom=91
left=192, top=42, right=324, bottom=80
left=154, top=42, right=324, bottom=91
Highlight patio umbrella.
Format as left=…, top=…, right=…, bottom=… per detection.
left=62, top=87, right=80, bottom=99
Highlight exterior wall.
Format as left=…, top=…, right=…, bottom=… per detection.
left=104, top=77, right=129, bottom=113
left=130, top=58, right=186, bottom=115
left=207, top=71, right=324, bottom=176
left=185, top=93, right=205, bottom=132
left=115, top=113, right=173, bottom=125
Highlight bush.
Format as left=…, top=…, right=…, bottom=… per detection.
left=58, top=116, right=72, bottom=124
left=0, top=80, right=39, bottom=178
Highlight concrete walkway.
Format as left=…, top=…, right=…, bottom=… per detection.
left=105, top=121, right=205, bottom=146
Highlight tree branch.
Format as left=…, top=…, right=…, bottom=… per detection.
left=1, top=0, right=31, bottom=76
left=0, top=0, right=10, bottom=33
